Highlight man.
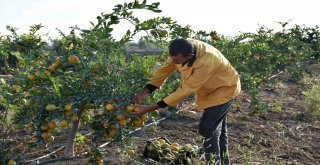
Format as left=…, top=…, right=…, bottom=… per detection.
left=130, top=38, right=241, bottom=164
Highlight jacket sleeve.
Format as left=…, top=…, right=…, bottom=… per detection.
left=163, top=63, right=216, bottom=106
left=148, top=58, right=177, bottom=88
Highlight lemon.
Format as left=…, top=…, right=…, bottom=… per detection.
left=105, top=104, right=115, bottom=111
left=46, top=104, right=57, bottom=111
left=67, top=55, right=79, bottom=63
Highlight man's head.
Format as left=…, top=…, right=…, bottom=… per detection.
left=169, top=39, right=194, bottom=64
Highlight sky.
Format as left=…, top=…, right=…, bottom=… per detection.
left=0, top=0, right=319, bottom=41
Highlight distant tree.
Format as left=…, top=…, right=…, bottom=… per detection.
left=138, top=36, right=147, bottom=49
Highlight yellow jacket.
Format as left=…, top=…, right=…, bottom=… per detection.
left=148, top=39, right=241, bottom=111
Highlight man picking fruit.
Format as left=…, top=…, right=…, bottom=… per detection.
left=130, top=38, right=241, bottom=165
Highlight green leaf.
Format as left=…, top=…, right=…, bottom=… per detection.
left=49, top=77, right=61, bottom=99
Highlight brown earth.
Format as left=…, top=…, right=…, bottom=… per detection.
left=5, top=64, right=320, bottom=165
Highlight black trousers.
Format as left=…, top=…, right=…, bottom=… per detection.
left=198, top=99, right=234, bottom=165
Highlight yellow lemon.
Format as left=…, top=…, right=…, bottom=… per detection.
left=7, top=160, right=16, bottom=165
left=48, top=121, right=57, bottom=129
left=105, top=104, right=115, bottom=111
left=116, top=114, right=125, bottom=121
left=67, top=55, right=79, bottom=63
left=127, top=106, right=135, bottom=112
left=59, top=120, right=69, bottom=129
left=41, top=132, right=50, bottom=139
left=72, top=116, right=79, bottom=122
left=47, top=135, right=55, bottom=142
left=28, top=74, right=36, bottom=81
left=140, top=114, right=149, bottom=122
left=65, top=104, right=72, bottom=111
left=44, top=70, right=51, bottom=77
left=46, top=104, right=57, bottom=111
left=97, top=110, right=105, bottom=116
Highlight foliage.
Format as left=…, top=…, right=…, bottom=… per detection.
left=210, top=22, right=320, bottom=114
left=0, top=78, right=22, bottom=165
left=0, top=24, right=47, bottom=74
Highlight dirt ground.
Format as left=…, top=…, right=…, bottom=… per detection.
left=6, top=64, right=320, bottom=165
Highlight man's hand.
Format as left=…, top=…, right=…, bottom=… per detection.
left=131, top=88, right=150, bottom=103
left=130, top=104, right=159, bottom=116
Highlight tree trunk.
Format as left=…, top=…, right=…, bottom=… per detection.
left=63, top=105, right=85, bottom=158
left=63, top=120, right=80, bottom=158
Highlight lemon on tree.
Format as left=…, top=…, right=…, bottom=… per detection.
left=102, top=121, right=109, bottom=128
left=48, top=121, right=57, bottom=129
left=72, top=116, right=79, bottom=122
left=34, top=70, right=40, bottom=77
left=26, top=122, right=34, bottom=131
left=105, top=104, right=115, bottom=111
left=65, top=111, right=73, bottom=117
left=126, top=105, right=135, bottom=112
left=108, top=128, right=117, bottom=138
left=59, top=120, right=69, bottom=129
left=44, top=70, right=51, bottom=77
left=41, top=132, right=50, bottom=139
left=12, top=85, right=21, bottom=92
left=46, top=104, right=57, bottom=112
left=125, top=117, right=132, bottom=124
left=47, top=135, right=55, bottom=142
left=97, top=110, right=105, bottom=116
left=118, top=120, right=126, bottom=126
left=140, top=114, right=149, bottom=122
left=48, top=65, right=57, bottom=72
left=65, top=104, right=72, bottom=111
left=40, top=123, right=49, bottom=131
left=132, top=118, right=143, bottom=127
left=67, top=55, right=79, bottom=63
left=7, top=160, right=16, bottom=165
left=27, top=74, right=36, bottom=81
left=116, top=114, right=125, bottom=121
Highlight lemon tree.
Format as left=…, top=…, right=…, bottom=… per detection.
left=1, top=0, right=189, bottom=161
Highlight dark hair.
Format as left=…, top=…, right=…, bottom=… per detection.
left=169, top=39, right=194, bottom=57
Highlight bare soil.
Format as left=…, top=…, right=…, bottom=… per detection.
left=5, top=64, right=320, bottom=165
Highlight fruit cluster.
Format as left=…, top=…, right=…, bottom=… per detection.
left=85, top=148, right=103, bottom=165
left=143, top=137, right=200, bottom=164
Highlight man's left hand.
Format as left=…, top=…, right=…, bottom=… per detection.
left=130, top=104, right=158, bottom=116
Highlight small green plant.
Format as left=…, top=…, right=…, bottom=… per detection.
left=237, top=145, right=255, bottom=165
left=247, top=132, right=255, bottom=144
left=147, top=124, right=160, bottom=133
left=274, top=122, right=285, bottom=129
left=248, top=96, right=267, bottom=116
left=273, top=100, right=283, bottom=113
left=75, top=132, right=86, bottom=145
left=303, top=84, right=320, bottom=120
